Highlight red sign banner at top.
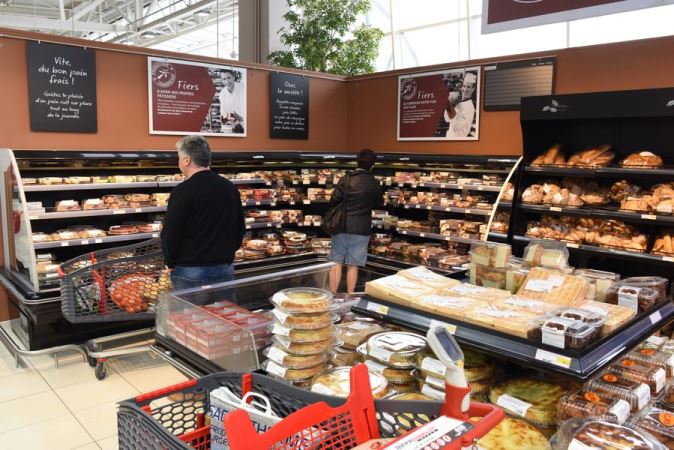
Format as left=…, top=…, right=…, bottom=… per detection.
left=482, top=0, right=670, bottom=33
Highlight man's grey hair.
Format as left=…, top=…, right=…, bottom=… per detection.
left=176, top=135, right=211, bottom=168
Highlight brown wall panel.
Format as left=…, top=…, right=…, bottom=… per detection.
left=0, top=36, right=348, bottom=153
left=346, top=35, right=674, bottom=155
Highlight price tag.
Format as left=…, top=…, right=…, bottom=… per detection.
left=292, top=180, right=298, bottom=185
left=302, top=180, right=310, bottom=185
left=550, top=206, right=562, bottom=212
left=60, top=241, right=69, bottom=247
left=134, top=208, right=142, bottom=213
left=439, top=184, right=446, bottom=189
left=429, top=319, right=457, bottom=334
left=650, top=311, right=663, bottom=324
left=255, top=201, right=261, bottom=206
left=271, top=203, right=276, bottom=207
left=567, top=242, right=580, bottom=248
left=404, top=205, right=410, bottom=209
left=401, top=230, right=408, bottom=235
left=496, top=394, right=532, bottom=418
left=29, top=215, right=39, bottom=220
left=113, top=209, right=125, bottom=215
left=426, top=206, right=432, bottom=210
left=445, top=208, right=452, bottom=212
left=535, top=348, right=572, bottom=368
left=81, top=240, right=89, bottom=245
left=464, top=209, right=471, bottom=214
left=641, top=214, right=657, bottom=220
left=201, top=285, right=212, bottom=289
left=365, top=302, right=389, bottom=315
left=419, top=233, right=426, bottom=237
left=477, top=186, right=484, bottom=191
left=411, top=184, right=417, bottom=188
left=267, top=223, right=273, bottom=227
left=303, top=200, right=311, bottom=205
left=152, top=233, right=159, bottom=238
left=318, top=180, right=326, bottom=185
left=245, top=225, right=251, bottom=229
left=663, top=256, right=674, bottom=262
left=94, top=238, right=103, bottom=244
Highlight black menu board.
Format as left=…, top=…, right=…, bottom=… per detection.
left=26, top=41, right=97, bottom=132
left=484, top=57, right=555, bottom=111
left=270, top=72, right=309, bottom=139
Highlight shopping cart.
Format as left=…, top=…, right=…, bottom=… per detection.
left=58, top=238, right=171, bottom=379
left=117, top=365, right=503, bottom=450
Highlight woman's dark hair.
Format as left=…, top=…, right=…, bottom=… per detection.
left=357, top=148, right=377, bottom=171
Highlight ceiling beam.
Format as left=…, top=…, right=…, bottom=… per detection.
left=0, top=14, right=127, bottom=33
left=71, top=0, right=108, bottom=22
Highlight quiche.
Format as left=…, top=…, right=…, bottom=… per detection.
left=366, top=332, right=427, bottom=368
left=271, top=288, right=334, bottom=313
left=272, top=309, right=333, bottom=330
left=271, top=323, right=334, bottom=343
left=475, top=417, right=551, bottom=450
left=389, top=392, right=434, bottom=401
left=311, top=367, right=388, bottom=398
left=489, top=378, right=565, bottom=427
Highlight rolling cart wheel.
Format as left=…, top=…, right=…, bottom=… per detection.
left=95, top=362, right=107, bottom=380
left=87, top=356, right=97, bottom=368
left=87, top=341, right=102, bottom=353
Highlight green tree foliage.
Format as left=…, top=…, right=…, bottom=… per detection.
left=268, top=0, right=384, bottom=76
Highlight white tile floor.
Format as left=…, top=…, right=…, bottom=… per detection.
left=0, top=330, right=191, bottom=450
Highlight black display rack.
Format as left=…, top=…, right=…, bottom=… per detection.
left=353, top=295, right=674, bottom=380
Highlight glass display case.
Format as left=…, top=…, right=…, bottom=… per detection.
left=156, top=263, right=333, bottom=373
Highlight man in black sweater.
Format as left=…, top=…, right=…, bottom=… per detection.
left=161, top=135, right=244, bottom=290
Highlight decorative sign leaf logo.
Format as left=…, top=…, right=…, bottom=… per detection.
left=551, top=99, right=559, bottom=107
left=542, top=106, right=550, bottom=111
left=542, top=99, right=568, bottom=113
left=666, top=100, right=674, bottom=107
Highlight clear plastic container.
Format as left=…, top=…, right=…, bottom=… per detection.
left=469, top=242, right=512, bottom=268
left=551, top=418, right=666, bottom=450
left=517, top=267, right=589, bottom=307
left=310, top=367, right=388, bottom=398
left=335, top=321, right=387, bottom=350
left=587, top=373, right=651, bottom=412
left=260, top=359, right=326, bottom=383
left=553, top=307, right=606, bottom=327
left=270, top=309, right=333, bottom=330
left=628, top=349, right=674, bottom=378
left=658, top=382, right=674, bottom=410
left=557, top=390, right=631, bottom=424
left=388, top=392, right=434, bottom=401
left=523, top=240, right=569, bottom=270
left=620, top=276, right=669, bottom=300
left=330, top=347, right=361, bottom=367
left=495, top=296, right=557, bottom=316
left=270, top=322, right=334, bottom=343
left=271, top=335, right=337, bottom=355
left=263, top=345, right=327, bottom=369
left=607, top=363, right=667, bottom=395
left=364, top=359, right=416, bottom=383
left=489, top=378, right=565, bottom=427
left=365, top=332, right=427, bottom=368
left=469, top=263, right=507, bottom=290
left=631, top=407, right=674, bottom=449
left=605, top=284, right=661, bottom=313
left=574, top=268, right=620, bottom=302
left=578, top=301, right=636, bottom=336
left=270, top=287, right=334, bottom=314
left=506, top=268, right=529, bottom=293
left=528, top=315, right=602, bottom=350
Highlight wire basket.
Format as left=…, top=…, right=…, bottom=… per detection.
left=60, top=239, right=170, bottom=323
left=117, top=370, right=452, bottom=450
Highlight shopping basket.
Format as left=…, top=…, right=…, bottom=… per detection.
left=117, top=365, right=503, bottom=450
left=59, top=238, right=170, bottom=323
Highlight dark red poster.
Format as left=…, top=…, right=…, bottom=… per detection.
left=148, top=57, right=247, bottom=137
left=398, top=67, right=480, bottom=141
left=483, top=0, right=656, bottom=33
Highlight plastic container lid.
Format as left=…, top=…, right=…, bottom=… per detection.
left=270, top=322, right=335, bottom=343
left=605, top=284, right=661, bottom=313
left=628, top=349, right=674, bottom=378
left=260, top=359, right=326, bottom=382
left=469, top=241, right=512, bottom=268
left=587, top=373, right=651, bottom=412
left=610, top=359, right=667, bottom=394
left=557, top=390, right=631, bottom=425
left=388, top=392, right=434, bottom=401
left=658, top=382, right=674, bottom=410
left=489, top=378, right=566, bottom=427
left=271, top=335, right=338, bottom=355
left=523, top=240, right=569, bottom=270
left=363, top=359, right=415, bottom=383
left=620, top=276, right=669, bottom=299
left=270, top=309, right=334, bottom=330
left=554, top=307, right=606, bottom=326
left=310, top=367, right=388, bottom=398
left=551, top=418, right=666, bottom=450
left=631, top=407, right=674, bottom=448
left=364, top=332, right=428, bottom=368
left=528, top=315, right=601, bottom=350
left=270, top=287, right=334, bottom=314
left=263, top=345, right=328, bottom=369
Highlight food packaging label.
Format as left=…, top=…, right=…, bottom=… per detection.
left=542, top=322, right=567, bottom=349
left=364, top=359, right=388, bottom=375
left=580, top=304, right=609, bottom=317
left=496, top=394, right=532, bottom=418
left=646, top=335, right=668, bottom=346
left=420, top=357, right=448, bottom=378
left=368, top=345, right=393, bottom=362
left=385, top=416, right=472, bottom=450
left=264, top=361, right=287, bottom=377
left=635, top=383, right=651, bottom=409
left=451, top=284, right=489, bottom=295
left=266, top=346, right=288, bottom=364
left=654, top=368, right=667, bottom=393
left=271, top=323, right=292, bottom=336
left=618, top=286, right=641, bottom=312
left=657, top=204, right=673, bottom=214
left=271, top=309, right=290, bottom=324
left=346, top=321, right=371, bottom=331
left=59, top=200, right=76, bottom=206
left=311, top=383, right=335, bottom=395
left=504, top=298, right=547, bottom=310
left=524, top=276, right=563, bottom=293
left=425, top=375, right=445, bottom=390
left=609, top=399, right=631, bottom=424
left=422, top=295, right=470, bottom=309
left=421, top=384, right=445, bottom=400
left=569, top=439, right=597, bottom=450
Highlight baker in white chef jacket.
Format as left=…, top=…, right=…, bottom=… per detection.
left=443, top=72, right=477, bottom=139
left=218, top=69, right=245, bottom=129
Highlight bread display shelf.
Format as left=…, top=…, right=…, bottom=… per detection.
left=391, top=181, right=503, bottom=192
left=525, top=165, right=674, bottom=178
left=513, top=235, right=674, bottom=264
left=520, top=204, right=674, bottom=226
left=29, top=205, right=167, bottom=220
left=241, top=199, right=276, bottom=207
left=244, top=222, right=282, bottom=230
left=33, top=232, right=160, bottom=250
left=19, top=178, right=266, bottom=192
left=366, top=254, right=465, bottom=276
left=390, top=203, right=493, bottom=216
left=352, top=295, right=674, bottom=380
left=397, top=229, right=481, bottom=245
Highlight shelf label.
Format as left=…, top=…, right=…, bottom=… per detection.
left=550, top=206, right=562, bottom=212
left=641, top=214, right=657, bottom=220
left=496, top=394, right=532, bottom=418
left=113, top=209, right=125, bottom=215
left=303, top=200, right=311, bottom=204
left=245, top=226, right=251, bottom=229
left=663, top=256, right=674, bottom=262
left=426, top=206, right=432, bottom=210
left=411, top=184, right=417, bottom=188
left=464, top=209, right=471, bottom=214
left=94, top=238, right=103, bottom=244
left=650, top=311, right=663, bottom=324
left=365, top=302, right=389, bottom=315
left=401, top=230, right=408, bottom=235
left=29, top=215, right=39, bottom=220
left=419, top=233, right=426, bottom=237
left=404, top=205, right=410, bottom=209
left=567, top=242, right=580, bottom=248
left=60, top=241, right=69, bottom=247
left=152, top=233, right=159, bottom=238
left=267, top=223, right=273, bottom=227
left=535, top=348, right=572, bottom=368
left=255, top=201, right=261, bottom=206
left=135, top=208, right=142, bottom=213
left=477, top=186, right=484, bottom=191
left=289, top=201, right=296, bottom=205
left=439, top=184, right=446, bottom=189
left=81, top=240, right=89, bottom=245
left=302, top=180, right=310, bottom=185
left=318, top=180, right=326, bottom=185
left=445, top=208, right=452, bottom=212
left=200, top=284, right=212, bottom=290
left=429, top=319, right=457, bottom=335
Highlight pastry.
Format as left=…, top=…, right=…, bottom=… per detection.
left=389, top=393, right=433, bottom=401
left=108, top=225, right=139, bottom=235
left=557, top=391, right=631, bottom=424
left=271, top=288, right=334, bottom=313
left=621, top=151, right=664, bottom=167
left=38, top=177, right=63, bottom=185
left=476, top=417, right=551, bottom=450
left=336, top=321, right=387, bottom=350
left=364, top=359, right=415, bottom=383
left=632, top=408, right=674, bottom=448
left=517, top=267, right=588, bottom=306
left=263, top=346, right=327, bottom=369
left=366, top=332, right=427, bottom=368
left=311, top=367, right=388, bottom=398
left=531, top=144, right=563, bottom=166
left=261, top=360, right=326, bottom=382
left=566, top=420, right=656, bottom=450
left=82, top=198, right=107, bottom=210
left=567, top=145, right=614, bottom=168
left=587, top=373, right=651, bottom=412
left=55, top=200, right=81, bottom=212
left=611, top=180, right=642, bottom=203
left=270, top=323, right=334, bottom=343
left=271, top=310, right=333, bottom=330
left=271, top=336, right=335, bottom=355
left=489, top=378, right=565, bottom=426
left=528, top=316, right=601, bottom=350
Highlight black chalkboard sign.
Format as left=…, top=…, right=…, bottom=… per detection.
left=270, top=73, right=309, bottom=139
left=26, top=41, right=97, bottom=132
left=484, top=57, right=555, bottom=111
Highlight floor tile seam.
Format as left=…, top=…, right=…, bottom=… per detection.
left=0, top=410, right=74, bottom=437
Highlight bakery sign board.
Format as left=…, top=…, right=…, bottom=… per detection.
left=270, top=72, right=309, bottom=139
left=26, top=41, right=97, bottom=133
left=482, top=0, right=673, bottom=34
left=398, top=67, right=481, bottom=141
left=148, top=57, right=247, bottom=137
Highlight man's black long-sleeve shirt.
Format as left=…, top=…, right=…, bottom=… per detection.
left=161, top=170, right=245, bottom=268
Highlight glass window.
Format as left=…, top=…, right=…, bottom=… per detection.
left=469, top=18, right=567, bottom=60
left=397, top=21, right=462, bottom=69
left=395, top=0, right=462, bottom=30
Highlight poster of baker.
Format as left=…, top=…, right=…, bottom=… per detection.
left=148, top=57, right=247, bottom=137
left=397, top=67, right=480, bottom=141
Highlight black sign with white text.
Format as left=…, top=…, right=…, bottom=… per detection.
left=270, top=73, right=308, bottom=139
left=27, top=41, right=97, bottom=132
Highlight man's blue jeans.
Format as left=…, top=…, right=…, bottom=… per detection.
left=170, top=263, right=235, bottom=291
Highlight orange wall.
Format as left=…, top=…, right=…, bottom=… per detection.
left=0, top=31, right=348, bottom=153
left=346, top=35, right=674, bottom=155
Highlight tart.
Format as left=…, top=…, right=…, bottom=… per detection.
left=263, top=346, right=327, bottom=369
left=261, top=360, right=326, bottom=382
left=272, top=309, right=333, bottom=330
left=271, top=335, right=336, bottom=355
left=364, top=359, right=415, bottom=383
left=476, top=417, right=551, bottom=450
left=271, top=288, right=333, bottom=313
left=389, top=392, right=434, bottom=401
left=366, top=332, right=427, bottom=368
left=311, top=367, right=388, bottom=398
left=108, top=225, right=139, bottom=235
left=270, top=323, right=334, bottom=343
left=489, top=378, right=565, bottom=426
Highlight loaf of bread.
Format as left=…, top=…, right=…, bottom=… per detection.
left=652, top=230, right=674, bottom=255
left=531, top=144, right=564, bottom=166
left=567, top=144, right=614, bottom=168
left=620, top=151, right=664, bottom=167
